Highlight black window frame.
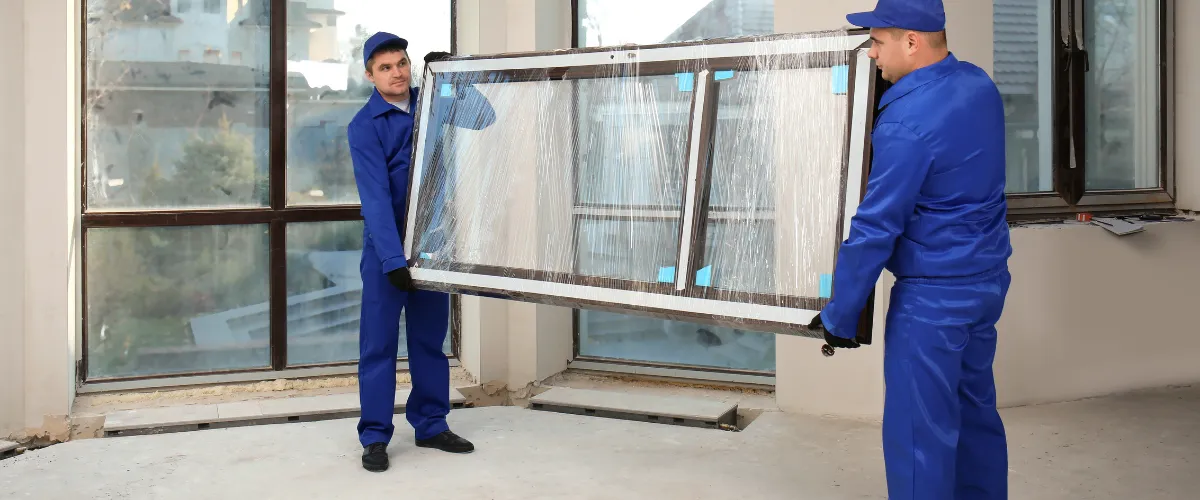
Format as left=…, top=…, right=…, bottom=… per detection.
left=79, top=0, right=462, bottom=384
left=1003, top=0, right=1175, bottom=219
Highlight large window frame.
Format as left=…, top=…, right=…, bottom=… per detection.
left=404, top=32, right=881, bottom=346
left=79, top=0, right=462, bottom=385
left=1005, top=0, right=1175, bottom=218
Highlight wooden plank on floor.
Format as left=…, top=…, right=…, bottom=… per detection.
left=0, top=440, right=18, bottom=459
left=102, top=388, right=467, bottom=436
left=528, top=387, right=737, bottom=429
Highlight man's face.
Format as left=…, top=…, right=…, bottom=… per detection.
left=867, top=28, right=912, bottom=83
left=365, top=50, right=412, bottom=100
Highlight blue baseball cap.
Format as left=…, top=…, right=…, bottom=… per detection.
left=363, top=31, right=409, bottom=69
left=847, top=0, right=946, bottom=33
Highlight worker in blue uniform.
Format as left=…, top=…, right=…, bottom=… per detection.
left=349, top=31, right=495, bottom=473
left=806, top=1, right=1013, bottom=498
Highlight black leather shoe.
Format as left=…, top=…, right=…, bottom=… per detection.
left=362, top=442, right=389, bottom=472
left=415, top=430, right=474, bottom=454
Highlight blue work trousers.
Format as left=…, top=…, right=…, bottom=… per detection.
left=357, top=238, right=451, bottom=447
left=883, top=268, right=1011, bottom=500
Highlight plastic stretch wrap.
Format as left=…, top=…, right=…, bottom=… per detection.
left=404, top=30, right=879, bottom=338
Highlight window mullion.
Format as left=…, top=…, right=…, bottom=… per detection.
left=676, top=68, right=714, bottom=291
left=268, top=0, right=289, bottom=371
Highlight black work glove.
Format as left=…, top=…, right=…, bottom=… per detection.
left=424, top=51, right=452, bottom=65
left=810, top=313, right=860, bottom=349
left=387, top=267, right=418, bottom=292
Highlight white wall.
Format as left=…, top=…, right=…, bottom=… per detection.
left=0, top=0, right=80, bottom=438
left=0, top=0, right=28, bottom=438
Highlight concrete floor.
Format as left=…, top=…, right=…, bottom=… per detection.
left=1, top=386, right=1197, bottom=500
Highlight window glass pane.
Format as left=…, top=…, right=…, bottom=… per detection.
left=993, top=0, right=1055, bottom=193
left=701, top=67, right=843, bottom=299
left=575, top=0, right=777, bottom=373
left=286, top=1, right=452, bottom=205
left=84, top=0, right=271, bottom=211
left=409, top=76, right=573, bottom=273
left=575, top=218, right=680, bottom=283
left=1084, top=0, right=1161, bottom=190
left=576, top=75, right=691, bottom=207
left=285, top=221, right=451, bottom=366
left=85, top=225, right=270, bottom=379
left=577, top=310, right=776, bottom=371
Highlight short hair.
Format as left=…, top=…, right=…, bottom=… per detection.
left=884, top=28, right=948, bottom=49
left=924, top=31, right=948, bottom=49
left=366, top=40, right=408, bottom=73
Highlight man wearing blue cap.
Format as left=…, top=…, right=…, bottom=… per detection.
left=349, top=31, right=495, bottom=473
left=805, top=1, right=1012, bottom=498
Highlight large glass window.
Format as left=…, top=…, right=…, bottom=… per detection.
left=83, top=0, right=457, bottom=382
left=573, top=0, right=779, bottom=374
left=994, top=0, right=1170, bottom=210
left=408, top=42, right=872, bottom=368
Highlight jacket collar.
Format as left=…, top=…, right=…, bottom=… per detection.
left=366, top=87, right=420, bottom=118
left=878, top=52, right=959, bottom=110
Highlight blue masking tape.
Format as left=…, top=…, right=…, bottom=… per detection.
left=695, top=266, right=712, bottom=287
left=819, top=274, right=833, bottom=298
left=420, top=252, right=433, bottom=259
left=715, top=70, right=735, bottom=81
left=676, top=72, right=695, bottom=92
left=440, top=83, right=454, bottom=97
left=831, top=65, right=849, bottom=95
left=657, top=266, right=676, bottom=283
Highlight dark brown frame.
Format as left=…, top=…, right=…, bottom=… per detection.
left=405, top=33, right=880, bottom=354
left=79, top=0, right=462, bottom=383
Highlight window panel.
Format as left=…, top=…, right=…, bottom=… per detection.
left=575, top=218, right=681, bottom=283
left=993, top=0, right=1055, bottom=193
left=285, top=1, right=452, bottom=206
left=577, top=309, right=776, bottom=371
left=574, top=0, right=781, bottom=372
left=85, top=225, right=271, bottom=379
left=285, top=221, right=451, bottom=366
left=406, top=33, right=874, bottom=337
left=84, top=0, right=271, bottom=211
left=1084, top=0, right=1161, bottom=190
left=575, top=75, right=692, bottom=208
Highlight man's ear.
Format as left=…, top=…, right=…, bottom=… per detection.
left=905, top=31, right=920, bottom=52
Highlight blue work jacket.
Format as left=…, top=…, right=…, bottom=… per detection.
left=820, top=53, right=1013, bottom=339
left=348, top=85, right=495, bottom=274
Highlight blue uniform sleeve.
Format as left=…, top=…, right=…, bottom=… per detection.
left=430, top=82, right=496, bottom=130
left=348, top=120, right=407, bottom=274
left=820, top=122, right=935, bottom=339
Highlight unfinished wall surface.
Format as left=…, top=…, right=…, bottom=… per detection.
left=0, top=0, right=27, bottom=438
left=996, top=222, right=1200, bottom=406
